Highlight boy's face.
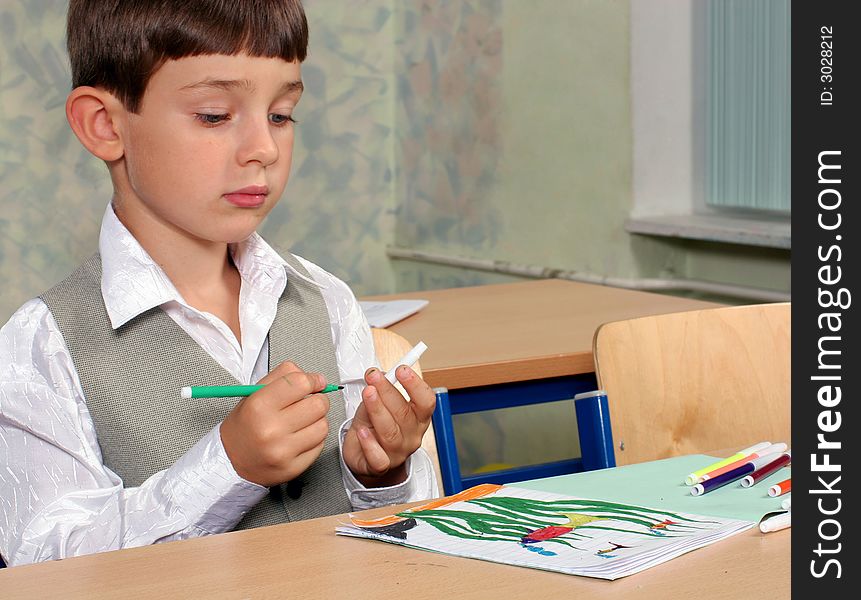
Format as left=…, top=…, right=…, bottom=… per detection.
left=114, top=54, right=303, bottom=245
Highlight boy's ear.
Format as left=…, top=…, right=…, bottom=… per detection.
left=65, top=86, right=126, bottom=161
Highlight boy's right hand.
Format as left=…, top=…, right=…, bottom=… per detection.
left=220, top=362, right=330, bottom=487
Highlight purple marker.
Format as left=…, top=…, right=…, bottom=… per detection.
left=691, top=453, right=783, bottom=496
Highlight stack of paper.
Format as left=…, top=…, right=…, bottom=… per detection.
left=336, top=484, right=753, bottom=580
left=359, top=299, right=429, bottom=328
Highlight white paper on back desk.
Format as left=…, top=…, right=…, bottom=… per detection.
left=359, top=299, right=429, bottom=328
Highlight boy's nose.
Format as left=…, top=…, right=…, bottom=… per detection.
left=237, top=120, right=281, bottom=167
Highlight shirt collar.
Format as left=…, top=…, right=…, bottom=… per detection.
left=98, top=203, right=321, bottom=329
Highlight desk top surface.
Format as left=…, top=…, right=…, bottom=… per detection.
left=2, top=450, right=788, bottom=599
left=365, top=279, right=719, bottom=388
left=1, top=497, right=788, bottom=600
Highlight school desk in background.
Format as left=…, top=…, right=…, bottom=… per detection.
left=363, top=280, right=720, bottom=495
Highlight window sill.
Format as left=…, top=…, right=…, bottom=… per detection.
left=625, top=214, right=790, bottom=249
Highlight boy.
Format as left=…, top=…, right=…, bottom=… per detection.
left=0, top=0, right=437, bottom=566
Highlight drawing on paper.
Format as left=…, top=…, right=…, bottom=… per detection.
left=336, top=483, right=754, bottom=579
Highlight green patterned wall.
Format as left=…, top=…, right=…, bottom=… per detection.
left=394, top=1, right=504, bottom=252
left=0, top=0, right=398, bottom=320
left=261, top=0, right=397, bottom=292
left=0, top=0, right=109, bottom=319
left=391, top=0, right=639, bottom=292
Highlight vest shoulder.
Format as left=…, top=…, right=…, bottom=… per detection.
left=40, top=254, right=102, bottom=299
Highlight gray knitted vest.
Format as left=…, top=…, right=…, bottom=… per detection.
left=39, top=253, right=352, bottom=529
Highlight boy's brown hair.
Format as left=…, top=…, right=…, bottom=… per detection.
left=67, top=0, right=308, bottom=113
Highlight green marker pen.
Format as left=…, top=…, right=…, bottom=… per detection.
left=180, top=384, right=343, bottom=399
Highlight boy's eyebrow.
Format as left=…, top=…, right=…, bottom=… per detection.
left=180, top=78, right=304, bottom=95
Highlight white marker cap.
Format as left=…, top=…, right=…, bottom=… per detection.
left=691, top=484, right=705, bottom=497
left=180, top=386, right=192, bottom=399
left=754, top=443, right=788, bottom=459
left=781, top=497, right=791, bottom=511
left=759, top=511, right=791, bottom=533
left=739, top=441, right=773, bottom=455
left=384, top=341, right=428, bottom=384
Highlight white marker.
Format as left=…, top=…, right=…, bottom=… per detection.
left=385, top=341, right=428, bottom=384
left=759, top=511, right=791, bottom=533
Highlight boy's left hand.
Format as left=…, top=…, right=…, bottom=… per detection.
left=343, top=366, right=436, bottom=488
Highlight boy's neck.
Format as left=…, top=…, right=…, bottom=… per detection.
left=112, top=200, right=244, bottom=343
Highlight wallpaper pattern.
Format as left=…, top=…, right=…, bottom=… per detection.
left=0, top=0, right=402, bottom=318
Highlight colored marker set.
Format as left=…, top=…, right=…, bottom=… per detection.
left=685, top=441, right=791, bottom=498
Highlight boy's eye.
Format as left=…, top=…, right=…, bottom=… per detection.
left=195, top=113, right=230, bottom=126
left=270, top=113, right=297, bottom=126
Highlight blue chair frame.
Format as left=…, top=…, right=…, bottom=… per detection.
left=431, top=374, right=615, bottom=495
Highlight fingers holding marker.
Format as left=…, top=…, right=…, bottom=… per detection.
left=383, top=341, right=428, bottom=384
left=394, top=365, right=436, bottom=422
left=265, top=371, right=328, bottom=409
left=365, top=338, right=431, bottom=410
left=362, top=383, right=404, bottom=448
left=282, top=392, right=330, bottom=431
left=366, top=367, right=413, bottom=424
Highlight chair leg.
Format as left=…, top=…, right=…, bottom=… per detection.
left=431, top=388, right=464, bottom=495
left=574, top=390, right=616, bottom=470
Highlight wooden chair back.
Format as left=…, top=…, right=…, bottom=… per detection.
left=593, top=303, right=790, bottom=465
left=371, top=327, right=443, bottom=496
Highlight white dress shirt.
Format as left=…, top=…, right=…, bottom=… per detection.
left=0, top=204, right=437, bottom=566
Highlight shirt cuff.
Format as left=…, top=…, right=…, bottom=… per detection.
left=165, top=424, right=269, bottom=534
left=338, top=419, right=440, bottom=510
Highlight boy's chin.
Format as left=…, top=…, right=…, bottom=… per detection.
left=215, top=230, right=258, bottom=245
left=196, top=224, right=261, bottom=245
left=209, top=215, right=269, bottom=243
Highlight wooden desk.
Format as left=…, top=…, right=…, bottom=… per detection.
left=367, top=280, right=721, bottom=493
left=365, top=279, right=720, bottom=389
left=0, top=495, right=788, bottom=599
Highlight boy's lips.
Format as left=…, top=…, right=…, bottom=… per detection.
left=224, top=185, right=269, bottom=208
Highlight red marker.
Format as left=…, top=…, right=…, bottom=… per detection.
left=740, top=451, right=791, bottom=487
left=768, top=478, right=791, bottom=497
